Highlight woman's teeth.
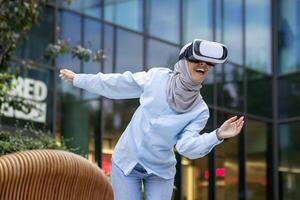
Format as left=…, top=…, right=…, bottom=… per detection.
left=195, top=68, right=205, bottom=74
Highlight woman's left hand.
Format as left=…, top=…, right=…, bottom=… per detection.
left=216, top=116, right=244, bottom=140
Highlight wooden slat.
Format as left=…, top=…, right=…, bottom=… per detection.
left=0, top=149, right=113, bottom=200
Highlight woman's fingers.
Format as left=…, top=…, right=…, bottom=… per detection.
left=231, top=117, right=244, bottom=134
left=230, top=117, right=243, bottom=127
left=59, top=69, right=72, bottom=78
left=238, top=120, right=244, bottom=129
left=235, top=120, right=244, bottom=134
left=226, top=116, right=238, bottom=124
left=237, top=117, right=244, bottom=127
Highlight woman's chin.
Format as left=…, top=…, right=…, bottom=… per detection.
left=192, top=74, right=204, bottom=82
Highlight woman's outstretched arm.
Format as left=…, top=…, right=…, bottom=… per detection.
left=175, top=108, right=244, bottom=160
left=59, top=68, right=154, bottom=99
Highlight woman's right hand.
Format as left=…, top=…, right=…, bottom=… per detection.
left=59, top=69, right=76, bottom=84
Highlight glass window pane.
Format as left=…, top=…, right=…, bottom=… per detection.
left=215, top=0, right=222, bottom=42
left=15, top=6, right=54, bottom=65
left=147, top=0, right=180, bottom=43
left=246, top=0, right=271, bottom=74
left=104, top=0, right=143, bottom=31
left=116, top=29, right=143, bottom=73
left=59, top=0, right=101, bottom=18
left=103, top=24, right=114, bottom=73
left=182, top=157, right=209, bottom=200
left=246, top=68, right=272, bottom=118
left=202, top=68, right=214, bottom=105
left=246, top=119, right=268, bottom=200
left=147, top=39, right=179, bottom=69
left=82, top=18, right=102, bottom=100
left=57, top=11, right=82, bottom=72
left=183, top=0, right=213, bottom=43
left=278, top=122, right=300, bottom=199
left=217, top=63, right=244, bottom=112
left=278, top=0, right=300, bottom=74
left=278, top=73, right=300, bottom=118
left=223, top=0, right=243, bottom=65
left=215, top=111, right=239, bottom=200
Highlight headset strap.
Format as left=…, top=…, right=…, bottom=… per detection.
left=178, top=43, right=193, bottom=60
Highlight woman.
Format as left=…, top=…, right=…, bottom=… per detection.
left=59, top=39, right=244, bottom=200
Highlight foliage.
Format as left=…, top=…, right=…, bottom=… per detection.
left=0, top=0, right=41, bottom=70
left=0, top=122, right=79, bottom=157
left=0, top=0, right=44, bottom=118
left=0, top=1, right=105, bottom=119
left=45, top=39, right=106, bottom=63
left=44, top=39, right=70, bottom=60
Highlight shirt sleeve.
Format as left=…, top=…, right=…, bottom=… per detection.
left=175, top=108, right=224, bottom=160
left=73, top=69, right=154, bottom=99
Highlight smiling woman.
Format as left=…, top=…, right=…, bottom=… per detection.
left=59, top=38, right=244, bottom=200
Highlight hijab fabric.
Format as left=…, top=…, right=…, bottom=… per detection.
left=166, top=59, right=203, bottom=113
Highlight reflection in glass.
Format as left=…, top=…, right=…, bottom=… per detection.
left=104, top=24, right=114, bottom=73
left=59, top=0, right=101, bottom=18
left=57, top=11, right=81, bottom=72
left=116, top=29, right=143, bottom=73
left=183, top=0, right=213, bottom=43
left=147, top=39, right=179, bottom=69
left=182, top=157, right=209, bottom=200
left=215, top=112, right=239, bottom=200
left=279, top=173, right=300, bottom=200
left=278, top=122, right=300, bottom=199
left=82, top=18, right=102, bottom=100
left=278, top=74, right=300, bottom=118
left=15, top=6, right=54, bottom=65
left=223, top=0, right=243, bottom=65
left=104, top=0, right=143, bottom=31
left=246, top=68, right=272, bottom=118
left=147, top=0, right=180, bottom=43
left=217, top=63, right=244, bottom=112
left=83, top=18, right=101, bottom=70
left=278, top=0, right=300, bottom=74
left=245, top=0, right=271, bottom=74
left=202, top=67, right=215, bottom=105
left=245, top=119, right=267, bottom=200
left=215, top=0, right=222, bottom=42
left=55, top=69, right=80, bottom=152
left=278, top=73, right=300, bottom=118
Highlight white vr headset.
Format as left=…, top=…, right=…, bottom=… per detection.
left=179, top=39, right=228, bottom=66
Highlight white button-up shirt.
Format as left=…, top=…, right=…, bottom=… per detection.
left=73, top=67, right=223, bottom=179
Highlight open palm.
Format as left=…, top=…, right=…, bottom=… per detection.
left=217, top=116, right=244, bottom=139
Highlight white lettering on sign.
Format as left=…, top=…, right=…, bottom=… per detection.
left=0, top=77, right=48, bottom=123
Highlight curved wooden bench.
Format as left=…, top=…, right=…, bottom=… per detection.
left=0, top=149, right=113, bottom=200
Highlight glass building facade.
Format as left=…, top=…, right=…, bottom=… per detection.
left=1, top=0, right=300, bottom=199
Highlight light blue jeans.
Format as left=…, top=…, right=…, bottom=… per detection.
left=110, top=160, right=175, bottom=200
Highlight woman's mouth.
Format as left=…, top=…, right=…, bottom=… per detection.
left=194, top=68, right=205, bottom=75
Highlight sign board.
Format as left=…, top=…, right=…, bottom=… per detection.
left=0, top=76, right=48, bottom=123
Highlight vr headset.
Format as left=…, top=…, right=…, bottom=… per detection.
left=179, top=39, right=228, bottom=66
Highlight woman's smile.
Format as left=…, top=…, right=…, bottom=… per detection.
left=187, top=61, right=212, bottom=83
